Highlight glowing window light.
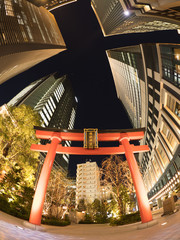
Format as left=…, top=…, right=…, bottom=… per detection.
left=124, top=10, right=130, bottom=16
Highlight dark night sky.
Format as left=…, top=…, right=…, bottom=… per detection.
left=0, top=0, right=180, bottom=176
left=51, top=0, right=133, bottom=176
left=0, top=0, right=132, bottom=129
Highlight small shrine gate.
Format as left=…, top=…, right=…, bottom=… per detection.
left=29, top=127, right=153, bottom=226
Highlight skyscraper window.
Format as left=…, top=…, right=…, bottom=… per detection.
left=4, top=0, right=14, bottom=16
left=161, top=122, right=178, bottom=152
left=156, top=143, right=170, bottom=168
left=0, top=0, right=66, bottom=84
left=165, top=93, right=180, bottom=120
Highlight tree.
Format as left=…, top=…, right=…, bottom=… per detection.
left=77, top=198, right=86, bottom=212
left=92, top=199, right=108, bottom=223
left=101, top=155, right=133, bottom=216
left=43, top=168, right=76, bottom=219
left=0, top=104, right=41, bottom=210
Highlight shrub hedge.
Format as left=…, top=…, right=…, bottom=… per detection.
left=110, top=212, right=141, bottom=226
left=42, top=215, right=70, bottom=226
left=0, top=195, right=30, bottom=220
left=42, top=218, right=70, bottom=226
left=78, top=213, right=94, bottom=224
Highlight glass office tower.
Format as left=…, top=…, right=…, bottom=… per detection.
left=91, top=0, right=180, bottom=36
left=27, top=0, right=77, bottom=11
left=107, top=43, right=180, bottom=205
left=0, top=0, right=66, bottom=84
left=8, top=73, right=77, bottom=172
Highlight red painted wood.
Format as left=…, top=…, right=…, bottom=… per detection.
left=29, top=137, right=61, bottom=225
left=35, top=130, right=145, bottom=141
left=31, top=144, right=149, bottom=155
left=29, top=129, right=152, bottom=226
left=121, top=138, right=152, bottom=223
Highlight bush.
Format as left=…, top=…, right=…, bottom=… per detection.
left=42, top=216, right=70, bottom=226
left=94, top=213, right=109, bottom=224
left=110, top=212, right=141, bottom=226
left=78, top=213, right=94, bottom=224
left=79, top=219, right=94, bottom=224
left=42, top=219, right=70, bottom=226
left=0, top=195, right=30, bottom=220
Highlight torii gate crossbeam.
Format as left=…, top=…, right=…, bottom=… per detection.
left=29, top=127, right=153, bottom=226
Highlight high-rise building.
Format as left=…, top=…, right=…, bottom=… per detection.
left=91, top=0, right=180, bottom=36
left=76, top=161, right=100, bottom=205
left=8, top=73, right=77, bottom=171
left=27, top=0, right=77, bottom=11
left=107, top=43, right=180, bottom=205
left=0, top=0, right=66, bottom=84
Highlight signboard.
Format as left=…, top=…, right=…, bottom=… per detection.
left=84, top=128, right=98, bottom=149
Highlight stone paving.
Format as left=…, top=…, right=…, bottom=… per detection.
left=0, top=209, right=180, bottom=240
left=0, top=220, right=80, bottom=240
left=148, top=223, right=180, bottom=240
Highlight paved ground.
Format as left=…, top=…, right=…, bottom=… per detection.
left=0, top=207, right=180, bottom=240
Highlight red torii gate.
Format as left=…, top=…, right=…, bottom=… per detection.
left=29, top=127, right=153, bottom=226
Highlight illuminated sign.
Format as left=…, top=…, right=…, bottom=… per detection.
left=83, top=128, right=98, bottom=149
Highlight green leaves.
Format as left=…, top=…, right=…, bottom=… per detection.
left=0, top=104, right=41, bottom=211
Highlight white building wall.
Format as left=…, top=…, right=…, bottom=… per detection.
left=76, top=161, right=100, bottom=205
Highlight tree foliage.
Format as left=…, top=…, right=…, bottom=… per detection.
left=92, top=198, right=108, bottom=223
left=77, top=198, right=86, bottom=212
left=43, top=168, right=76, bottom=219
left=78, top=198, right=109, bottom=224
left=0, top=104, right=41, bottom=211
left=101, top=155, right=133, bottom=216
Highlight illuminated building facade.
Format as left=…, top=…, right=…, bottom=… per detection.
left=107, top=43, right=180, bottom=204
left=0, top=0, right=65, bottom=84
left=8, top=73, right=77, bottom=171
left=76, top=161, right=100, bottom=205
left=27, top=0, right=77, bottom=11
left=91, top=0, right=180, bottom=36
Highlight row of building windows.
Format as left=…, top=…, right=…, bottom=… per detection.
left=166, top=93, right=180, bottom=119
left=143, top=87, right=179, bottom=193
left=0, top=0, right=63, bottom=46
left=108, top=50, right=142, bottom=127
left=77, top=175, right=96, bottom=179
left=77, top=189, right=97, bottom=193
left=92, top=0, right=135, bottom=35
left=77, top=181, right=96, bottom=185
left=160, top=45, right=180, bottom=88
left=107, top=43, right=179, bottom=201
left=142, top=89, right=179, bottom=176
left=38, top=82, right=65, bottom=127
left=62, top=154, right=69, bottom=163
left=148, top=158, right=179, bottom=199
left=161, top=121, right=178, bottom=153
left=68, top=108, right=75, bottom=130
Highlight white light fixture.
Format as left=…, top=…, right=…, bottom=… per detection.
left=124, top=10, right=130, bottom=16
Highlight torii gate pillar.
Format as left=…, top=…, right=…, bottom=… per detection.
left=29, top=136, right=61, bottom=225
left=28, top=127, right=153, bottom=226
left=120, top=136, right=152, bottom=223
